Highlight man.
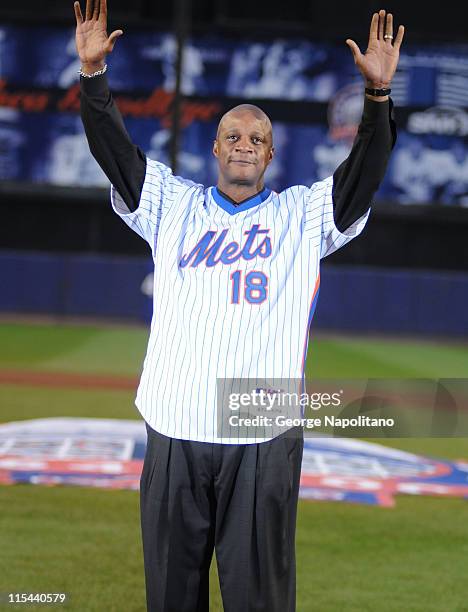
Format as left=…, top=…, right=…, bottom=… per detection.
left=74, top=2, right=404, bottom=610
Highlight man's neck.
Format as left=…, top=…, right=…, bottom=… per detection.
left=216, top=182, right=265, bottom=205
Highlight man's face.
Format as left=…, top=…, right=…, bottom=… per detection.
left=213, top=110, right=274, bottom=188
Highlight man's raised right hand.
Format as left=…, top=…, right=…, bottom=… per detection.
left=74, top=0, right=123, bottom=74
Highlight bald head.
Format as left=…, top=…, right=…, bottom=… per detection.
left=213, top=103, right=275, bottom=193
left=216, top=104, right=273, bottom=146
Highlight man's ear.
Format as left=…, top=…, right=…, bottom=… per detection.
left=213, top=139, right=219, bottom=158
left=268, top=146, right=275, bottom=163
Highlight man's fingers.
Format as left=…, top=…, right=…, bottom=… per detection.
left=85, top=0, right=93, bottom=21
left=93, top=0, right=99, bottom=19
left=99, top=0, right=107, bottom=22
left=346, top=39, right=361, bottom=64
left=368, top=12, right=379, bottom=45
left=74, top=1, right=84, bottom=25
left=385, top=13, right=394, bottom=43
left=394, top=25, right=405, bottom=50
left=378, top=9, right=385, bottom=40
left=105, top=29, right=123, bottom=53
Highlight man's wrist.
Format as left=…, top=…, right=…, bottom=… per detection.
left=365, top=81, right=391, bottom=102
left=365, top=93, right=389, bottom=102
left=80, top=61, right=106, bottom=75
left=365, top=79, right=391, bottom=89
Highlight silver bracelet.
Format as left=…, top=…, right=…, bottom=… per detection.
left=78, top=63, right=108, bottom=78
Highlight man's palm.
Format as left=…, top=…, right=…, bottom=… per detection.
left=346, top=10, right=405, bottom=88
left=359, top=43, right=400, bottom=87
left=76, top=21, right=110, bottom=63
left=74, top=0, right=122, bottom=65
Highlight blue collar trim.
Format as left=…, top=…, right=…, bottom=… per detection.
left=211, top=186, right=272, bottom=215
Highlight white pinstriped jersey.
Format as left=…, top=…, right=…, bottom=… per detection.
left=111, top=158, right=369, bottom=444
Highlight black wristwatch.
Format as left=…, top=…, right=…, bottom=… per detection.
left=365, top=87, right=392, bottom=97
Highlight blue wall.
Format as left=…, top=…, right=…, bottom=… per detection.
left=315, top=266, right=468, bottom=337
left=1, top=251, right=467, bottom=337
left=0, top=251, right=151, bottom=321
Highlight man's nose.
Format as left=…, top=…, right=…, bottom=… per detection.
left=235, top=137, right=253, bottom=152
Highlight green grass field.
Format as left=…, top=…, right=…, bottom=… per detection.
left=1, top=321, right=468, bottom=611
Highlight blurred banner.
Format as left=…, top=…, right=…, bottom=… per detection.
left=1, top=418, right=468, bottom=507
left=1, top=24, right=468, bottom=205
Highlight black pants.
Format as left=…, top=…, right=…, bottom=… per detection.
left=140, top=422, right=304, bottom=612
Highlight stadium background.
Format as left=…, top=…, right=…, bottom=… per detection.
left=0, top=1, right=467, bottom=611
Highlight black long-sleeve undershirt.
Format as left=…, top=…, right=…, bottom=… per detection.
left=332, top=95, right=396, bottom=230
left=80, top=74, right=147, bottom=210
left=80, top=74, right=396, bottom=232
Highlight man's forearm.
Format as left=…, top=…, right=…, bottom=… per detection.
left=80, top=73, right=146, bottom=212
left=332, top=97, right=396, bottom=232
